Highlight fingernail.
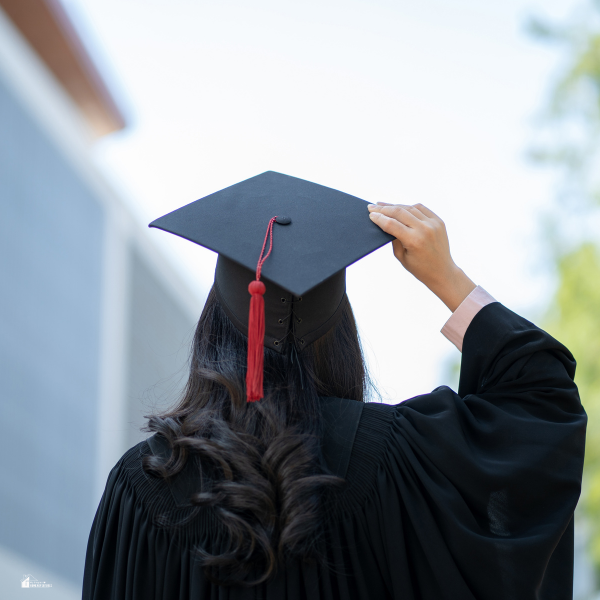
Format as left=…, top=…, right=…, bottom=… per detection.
left=369, top=212, right=378, bottom=219
left=367, top=204, right=377, bottom=210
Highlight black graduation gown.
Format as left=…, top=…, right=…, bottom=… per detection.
left=82, top=302, right=587, bottom=599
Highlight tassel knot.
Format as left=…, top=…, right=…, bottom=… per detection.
left=248, top=280, right=266, bottom=296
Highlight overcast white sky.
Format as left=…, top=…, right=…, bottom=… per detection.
left=65, top=0, right=577, bottom=402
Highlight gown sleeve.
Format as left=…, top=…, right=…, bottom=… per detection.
left=382, top=302, right=587, bottom=600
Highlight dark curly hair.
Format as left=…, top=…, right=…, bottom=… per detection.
left=141, top=286, right=369, bottom=586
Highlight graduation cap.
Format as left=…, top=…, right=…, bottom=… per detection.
left=149, top=171, right=393, bottom=402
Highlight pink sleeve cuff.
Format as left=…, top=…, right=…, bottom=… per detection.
left=441, top=286, right=497, bottom=352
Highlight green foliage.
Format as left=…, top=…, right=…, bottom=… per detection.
left=529, top=3, right=600, bottom=210
left=543, top=244, right=600, bottom=569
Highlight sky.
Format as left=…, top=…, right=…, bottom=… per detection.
left=64, top=0, right=578, bottom=402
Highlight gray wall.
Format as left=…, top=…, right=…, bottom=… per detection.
left=125, top=247, right=198, bottom=449
left=0, top=74, right=104, bottom=585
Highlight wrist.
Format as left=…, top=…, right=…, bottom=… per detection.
left=427, top=265, right=476, bottom=312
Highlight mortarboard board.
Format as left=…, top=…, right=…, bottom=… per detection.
left=149, top=170, right=393, bottom=401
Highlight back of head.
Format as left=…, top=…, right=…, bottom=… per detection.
left=143, top=285, right=369, bottom=586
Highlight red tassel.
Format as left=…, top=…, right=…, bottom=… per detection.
left=246, top=216, right=278, bottom=402
left=246, top=280, right=266, bottom=401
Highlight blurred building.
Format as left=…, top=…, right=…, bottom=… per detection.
left=0, top=0, right=203, bottom=596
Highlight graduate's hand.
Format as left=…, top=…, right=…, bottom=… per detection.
left=367, top=202, right=476, bottom=312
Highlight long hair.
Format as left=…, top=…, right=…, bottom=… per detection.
left=142, top=286, right=369, bottom=586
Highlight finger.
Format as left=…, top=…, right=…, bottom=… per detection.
left=403, top=205, right=428, bottom=221
left=368, top=202, right=395, bottom=211
left=381, top=204, right=427, bottom=221
left=368, top=202, right=411, bottom=211
left=378, top=202, right=415, bottom=210
left=412, top=203, right=440, bottom=220
left=369, top=211, right=412, bottom=241
left=376, top=205, right=423, bottom=229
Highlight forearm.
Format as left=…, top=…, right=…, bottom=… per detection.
left=425, top=265, right=476, bottom=313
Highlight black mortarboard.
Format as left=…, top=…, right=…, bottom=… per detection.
left=149, top=170, right=393, bottom=400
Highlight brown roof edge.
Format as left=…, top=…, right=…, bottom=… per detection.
left=1, top=0, right=126, bottom=137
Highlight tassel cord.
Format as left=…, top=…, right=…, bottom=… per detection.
left=246, top=216, right=278, bottom=402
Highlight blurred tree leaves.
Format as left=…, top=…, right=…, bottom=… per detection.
left=529, top=0, right=600, bottom=579
left=547, top=194, right=600, bottom=584
left=528, top=3, right=600, bottom=210
left=544, top=244, right=600, bottom=571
